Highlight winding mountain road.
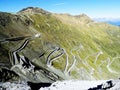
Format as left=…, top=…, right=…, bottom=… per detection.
left=46, top=47, right=64, bottom=67
left=63, top=49, right=69, bottom=74
left=106, top=57, right=119, bottom=74
left=8, top=33, right=66, bottom=82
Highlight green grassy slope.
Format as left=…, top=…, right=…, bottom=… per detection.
left=0, top=7, right=120, bottom=81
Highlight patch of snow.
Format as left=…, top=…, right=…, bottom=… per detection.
left=0, top=81, right=30, bottom=90
left=40, top=80, right=105, bottom=90
left=40, top=79, right=120, bottom=90
left=0, top=79, right=119, bottom=90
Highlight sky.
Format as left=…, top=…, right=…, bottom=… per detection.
left=0, top=0, right=120, bottom=18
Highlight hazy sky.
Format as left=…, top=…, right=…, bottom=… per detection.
left=0, top=0, right=120, bottom=18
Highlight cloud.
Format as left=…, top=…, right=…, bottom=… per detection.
left=53, top=2, right=66, bottom=6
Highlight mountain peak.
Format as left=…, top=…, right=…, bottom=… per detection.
left=75, top=13, right=90, bottom=19
left=18, top=7, right=50, bottom=14
left=74, top=13, right=94, bottom=22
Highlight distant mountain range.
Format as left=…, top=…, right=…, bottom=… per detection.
left=93, top=18, right=120, bottom=26
left=108, top=21, right=120, bottom=26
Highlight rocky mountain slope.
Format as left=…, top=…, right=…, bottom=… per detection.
left=0, top=7, right=120, bottom=83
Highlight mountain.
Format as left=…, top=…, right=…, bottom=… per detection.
left=18, top=7, right=50, bottom=14
left=94, top=18, right=120, bottom=26
left=108, top=21, right=120, bottom=26
left=0, top=7, right=120, bottom=83
left=53, top=13, right=93, bottom=26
